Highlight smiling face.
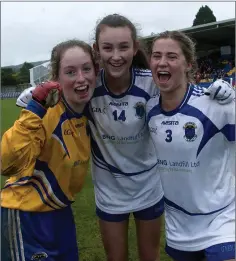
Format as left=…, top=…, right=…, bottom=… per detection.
left=150, top=38, right=191, bottom=93
left=58, top=46, right=96, bottom=109
left=96, top=25, right=138, bottom=79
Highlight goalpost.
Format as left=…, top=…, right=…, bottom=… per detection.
left=29, top=61, right=51, bottom=86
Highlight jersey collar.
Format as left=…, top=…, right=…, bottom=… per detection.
left=61, top=96, right=84, bottom=119
left=101, top=67, right=135, bottom=98
left=159, top=83, right=194, bottom=116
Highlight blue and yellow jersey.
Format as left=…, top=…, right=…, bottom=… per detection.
left=1, top=99, right=90, bottom=212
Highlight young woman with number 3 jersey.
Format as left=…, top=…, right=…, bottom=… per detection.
left=147, top=30, right=235, bottom=261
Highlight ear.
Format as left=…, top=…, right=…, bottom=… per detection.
left=93, top=42, right=100, bottom=62
left=133, top=40, right=139, bottom=56
left=93, top=42, right=99, bottom=53
left=186, top=63, right=192, bottom=72
left=94, top=62, right=100, bottom=76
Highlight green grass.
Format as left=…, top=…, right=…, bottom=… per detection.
left=1, top=99, right=171, bottom=261
left=1, top=99, right=22, bottom=135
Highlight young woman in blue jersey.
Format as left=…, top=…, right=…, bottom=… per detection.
left=147, top=30, right=235, bottom=261
left=89, top=14, right=235, bottom=261
left=1, top=40, right=97, bottom=261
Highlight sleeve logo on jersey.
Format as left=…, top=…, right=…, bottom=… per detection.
left=183, top=122, right=197, bottom=142
left=134, top=102, right=145, bottom=119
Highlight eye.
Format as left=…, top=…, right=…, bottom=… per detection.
left=168, top=55, right=177, bottom=60
left=103, top=46, right=112, bottom=51
left=66, top=71, right=76, bottom=76
left=152, top=54, right=161, bottom=59
left=83, top=67, right=92, bottom=72
left=120, top=46, right=129, bottom=50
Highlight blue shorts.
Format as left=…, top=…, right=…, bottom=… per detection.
left=1, top=206, right=79, bottom=261
left=96, top=197, right=164, bottom=222
left=166, top=242, right=235, bottom=261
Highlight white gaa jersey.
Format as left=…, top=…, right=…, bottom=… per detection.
left=147, top=84, right=235, bottom=251
left=88, top=68, right=164, bottom=214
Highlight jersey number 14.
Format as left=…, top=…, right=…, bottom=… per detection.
left=113, top=110, right=126, bottom=122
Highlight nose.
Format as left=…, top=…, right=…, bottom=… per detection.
left=112, top=49, right=121, bottom=61
left=158, top=56, right=168, bottom=67
left=76, top=70, right=86, bottom=83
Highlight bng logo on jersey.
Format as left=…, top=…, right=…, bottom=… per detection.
left=31, top=252, right=48, bottom=260
left=183, top=122, right=197, bottom=142
left=134, top=102, right=145, bottom=119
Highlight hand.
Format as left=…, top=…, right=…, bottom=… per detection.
left=16, top=86, right=35, bottom=108
left=203, top=79, right=235, bottom=104
left=32, top=81, right=62, bottom=108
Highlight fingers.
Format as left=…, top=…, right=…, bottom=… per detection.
left=45, top=89, right=61, bottom=108
left=32, top=81, right=62, bottom=108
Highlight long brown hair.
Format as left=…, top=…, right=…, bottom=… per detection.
left=50, top=39, right=96, bottom=80
left=95, top=14, right=150, bottom=70
left=152, top=31, right=198, bottom=82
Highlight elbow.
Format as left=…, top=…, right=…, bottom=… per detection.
left=1, top=149, right=21, bottom=177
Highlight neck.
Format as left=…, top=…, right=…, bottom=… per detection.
left=69, top=102, right=85, bottom=114
left=105, top=71, right=131, bottom=95
left=161, top=82, right=188, bottom=112
left=63, top=97, right=85, bottom=114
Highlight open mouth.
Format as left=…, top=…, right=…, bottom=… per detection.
left=157, top=71, right=171, bottom=82
left=74, top=85, right=89, bottom=96
left=109, top=63, right=125, bottom=68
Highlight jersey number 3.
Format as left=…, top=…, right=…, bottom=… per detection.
left=165, top=129, right=172, bottom=142
left=113, top=110, right=126, bottom=122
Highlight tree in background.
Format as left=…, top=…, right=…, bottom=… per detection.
left=193, top=5, right=216, bottom=27
left=1, top=62, right=34, bottom=86
left=1, top=68, right=17, bottom=86
left=17, top=62, right=34, bottom=84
